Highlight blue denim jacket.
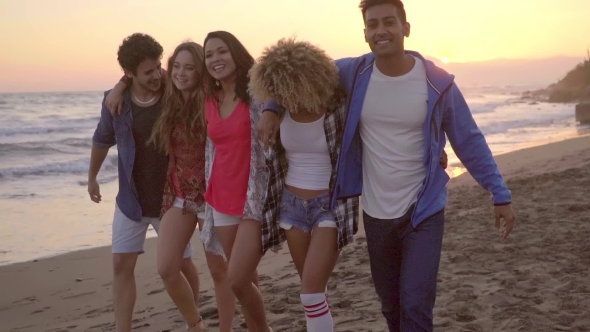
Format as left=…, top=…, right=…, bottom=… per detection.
left=92, top=90, right=143, bottom=222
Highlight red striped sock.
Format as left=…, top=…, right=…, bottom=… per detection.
left=301, top=293, right=334, bottom=332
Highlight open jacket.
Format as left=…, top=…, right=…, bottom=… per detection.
left=261, top=92, right=360, bottom=253
left=199, top=97, right=270, bottom=258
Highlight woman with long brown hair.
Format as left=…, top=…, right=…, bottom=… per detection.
left=105, top=41, right=237, bottom=332
left=148, top=41, right=208, bottom=332
left=198, top=31, right=272, bottom=332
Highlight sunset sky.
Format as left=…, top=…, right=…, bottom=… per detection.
left=1, top=0, right=589, bottom=93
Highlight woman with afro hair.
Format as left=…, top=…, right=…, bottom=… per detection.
left=249, top=38, right=360, bottom=332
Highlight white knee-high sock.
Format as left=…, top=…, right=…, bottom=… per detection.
left=301, top=293, right=333, bottom=332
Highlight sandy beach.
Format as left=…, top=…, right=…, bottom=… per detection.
left=2, top=136, right=590, bottom=332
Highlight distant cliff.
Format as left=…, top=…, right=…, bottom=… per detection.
left=522, top=51, right=590, bottom=103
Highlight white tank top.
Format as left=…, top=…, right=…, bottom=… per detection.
left=280, top=111, right=332, bottom=190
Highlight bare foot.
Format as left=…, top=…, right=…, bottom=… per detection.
left=187, top=316, right=204, bottom=332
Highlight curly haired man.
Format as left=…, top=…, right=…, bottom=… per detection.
left=88, top=33, right=200, bottom=332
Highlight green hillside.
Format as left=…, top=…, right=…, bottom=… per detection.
left=547, top=50, right=590, bottom=102
left=522, top=51, right=590, bottom=103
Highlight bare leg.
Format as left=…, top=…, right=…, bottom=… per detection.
left=301, top=227, right=339, bottom=294
left=226, top=220, right=270, bottom=332
left=215, top=224, right=258, bottom=330
left=284, top=227, right=312, bottom=278
left=157, top=207, right=202, bottom=330
left=181, top=257, right=200, bottom=307
left=299, top=226, right=339, bottom=332
left=252, top=269, right=261, bottom=288
left=197, top=218, right=236, bottom=331
left=113, top=253, right=139, bottom=332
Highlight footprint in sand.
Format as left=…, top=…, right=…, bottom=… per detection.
left=88, top=322, right=114, bottom=330
left=147, top=288, right=165, bottom=295
left=85, top=305, right=113, bottom=318
left=278, top=272, right=298, bottom=280
left=13, top=296, right=38, bottom=305
left=31, top=306, right=51, bottom=314
left=61, top=291, right=96, bottom=300
left=45, top=327, right=77, bottom=332
left=332, top=299, right=352, bottom=309
left=200, top=306, right=219, bottom=319
left=198, top=294, right=214, bottom=304
left=134, top=306, right=155, bottom=315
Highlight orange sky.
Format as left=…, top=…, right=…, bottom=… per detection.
left=1, top=0, right=589, bottom=93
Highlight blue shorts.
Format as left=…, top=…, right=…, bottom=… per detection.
left=278, top=188, right=337, bottom=232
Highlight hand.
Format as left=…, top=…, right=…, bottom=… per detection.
left=439, top=150, right=448, bottom=169
left=256, top=110, right=280, bottom=150
left=105, top=85, right=125, bottom=116
left=494, top=204, right=515, bottom=239
left=88, top=178, right=102, bottom=203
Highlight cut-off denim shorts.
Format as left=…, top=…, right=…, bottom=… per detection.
left=278, top=187, right=337, bottom=232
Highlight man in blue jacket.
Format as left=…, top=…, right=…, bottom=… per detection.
left=258, top=0, right=516, bottom=331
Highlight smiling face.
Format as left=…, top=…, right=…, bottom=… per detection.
left=171, top=50, right=198, bottom=94
left=129, top=58, right=162, bottom=92
left=204, top=38, right=237, bottom=82
left=364, top=3, right=410, bottom=58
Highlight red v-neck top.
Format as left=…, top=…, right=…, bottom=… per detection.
left=204, top=97, right=251, bottom=216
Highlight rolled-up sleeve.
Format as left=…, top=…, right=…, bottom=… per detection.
left=92, top=94, right=116, bottom=149
left=263, top=100, right=285, bottom=115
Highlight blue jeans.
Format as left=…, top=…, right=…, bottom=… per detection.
left=363, top=207, right=445, bottom=332
left=279, top=188, right=337, bottom=232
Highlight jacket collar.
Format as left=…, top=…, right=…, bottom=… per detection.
left=356, top=50, right=455, bottom=94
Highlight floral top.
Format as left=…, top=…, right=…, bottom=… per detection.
left=199, top=98, right=270, bottom=258
left=160, top=122, right=206, bottom=217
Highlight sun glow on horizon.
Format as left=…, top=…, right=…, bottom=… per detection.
left=1, top=0, right=589, bottom=93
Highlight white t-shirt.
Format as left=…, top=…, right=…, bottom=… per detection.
left=360, top=56, right=428, bottom=219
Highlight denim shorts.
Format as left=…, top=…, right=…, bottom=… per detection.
left=278, top=188, right=337, bottom=232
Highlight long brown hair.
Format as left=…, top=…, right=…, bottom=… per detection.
left=202, top=31, right=255, bottom=104
left=150, top=41, right=207, bottom=153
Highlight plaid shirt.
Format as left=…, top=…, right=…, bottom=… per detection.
left=261, top=93, right=360, bottom=253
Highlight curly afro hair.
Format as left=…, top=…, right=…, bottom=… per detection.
left=248, top=38, right=340, bottom=114
left=117, top=33, right=163, bottom=75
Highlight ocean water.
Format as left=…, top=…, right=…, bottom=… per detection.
left=0, top=87, right=588, bottom=265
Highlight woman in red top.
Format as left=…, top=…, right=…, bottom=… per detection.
left=200, top=31, right=272, bottom=332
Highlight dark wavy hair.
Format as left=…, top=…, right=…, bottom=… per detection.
left=202, top=31, right=255, bottom=104
left=359, top=0, right=406, bottom=23
left=117, top=33, right=164, bottom=75
left=149, top=42, right=207, bottom=153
